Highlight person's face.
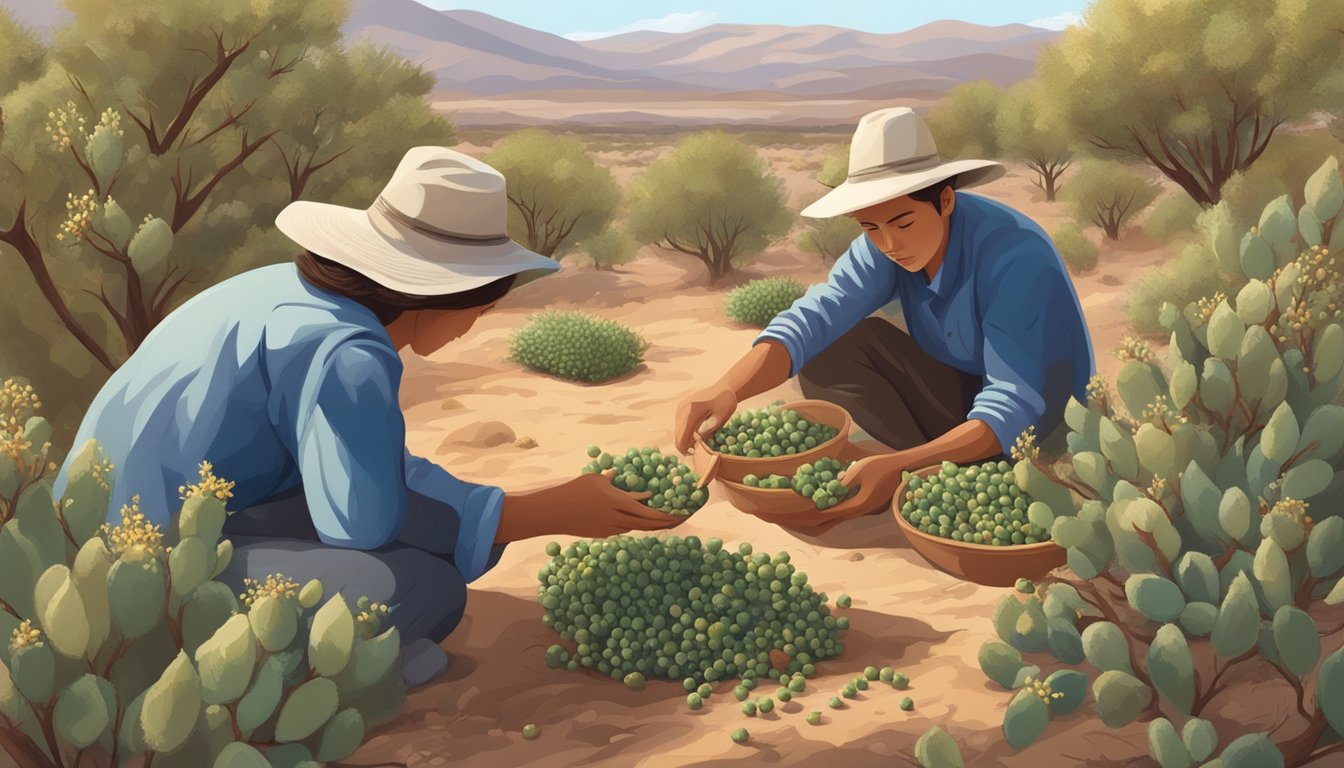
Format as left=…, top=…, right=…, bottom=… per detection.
left=850, top=187, right=955, bottom=273
left=408, top=302, right=498, bottom=356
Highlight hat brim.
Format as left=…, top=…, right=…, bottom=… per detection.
left=800, top=159, right=1006, bottom=219
left=275, top=200, right=561, bottom=295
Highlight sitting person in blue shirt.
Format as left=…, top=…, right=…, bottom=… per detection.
left=55, top=147, right=677, bottom=688
left=674, top=107, right=1095, bottom=536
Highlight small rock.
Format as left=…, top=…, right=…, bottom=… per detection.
left=514, top=436, right=538, bottom=449
left=440, top=421, right=516, bottom=451
left=440, top=398, right=463, bottom=411
left=1100, top=274, right=1122, bottom=286
left=848, top=552, right=864, bottom=561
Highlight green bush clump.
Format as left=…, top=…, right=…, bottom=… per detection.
left=898, top=460, right=1046, bottom=545
left=1126, top=242, right=1241, bottom=335
left=537, top=536, right=847, bottom=686
left=509, top=311, right=647, bottom=383
left=800, top=217, right=861, bottom=263
left=1142, top=194, right=1205, bottom=241
left=724, top=277, right=806, bottom=328
left=1051, top=222, right=1099, bottom=274
left=0, top=387, right=404, bottom=768
left=581, top=446, right=707, bottom=516
left=710, top=404, right=840, bottom=457
left=970, top=157, right=1344, bottom=766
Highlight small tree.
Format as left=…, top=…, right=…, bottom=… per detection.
left=995, top=81, right=1073, bottom=201
left=484, top=128, right=620, bottom=260
left=1063, top=161, right=1160, bottom=240
left=800, top=217, right=859, bottom=262
left=1036, top=0, right=1344, bottom=205
left=626, top=132, right=791, bottom=284
left=817, top=145, right=849, bottom=188
left=582, top=226, right=637, bottom=270
left=925, top=81, right=1005, bottom=160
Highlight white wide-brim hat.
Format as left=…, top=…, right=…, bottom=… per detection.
left=276, top=147, right=560, bottom=295
left=801, top=107, right=1005, bottom=219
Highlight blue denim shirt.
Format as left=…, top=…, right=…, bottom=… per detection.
left=53, top=264, right=504, bottom=582
left=757, top=192, right=1095, bottom=452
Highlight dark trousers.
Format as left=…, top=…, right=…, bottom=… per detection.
left=219, top=487, right=503, bottom=645
left=798, top=317, right=1071, bottom=455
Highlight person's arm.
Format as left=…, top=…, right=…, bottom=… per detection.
left=675, top=236, right=895, bottom=452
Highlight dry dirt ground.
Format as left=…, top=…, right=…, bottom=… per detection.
left=353, top=150, right=1183, bottom=767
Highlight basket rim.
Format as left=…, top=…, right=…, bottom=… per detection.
left=892, top=465, right=1063, bottom=554
left=693, top=399, right=853, bottom=460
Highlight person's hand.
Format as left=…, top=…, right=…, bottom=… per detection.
left=752, top=454, right=908, bottom=536
left=674, top=383, right=739, bottom=455
left=552, top=470, right=684, bottom=538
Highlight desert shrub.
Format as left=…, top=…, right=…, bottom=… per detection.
left=925, top=81, right=1005, bottom=160
left=1050, top=223, right=1099, bottom=274
left=817, top=144, right=849, bottom=188
left=724, top=278, right=806, bottom=328
left=1063, top=160, right=1160, bottom=240
left=1219, top=129, right=1344, bottom=226
left=485, top=128, right=621, bottom=259
left=509, top=311, right=647, bottom=383
left=800, top=217, right=860, bottom=263
left=961, top=157, right=1344, bottom=767
left=1142, top=194, right=1205, bottom=241
left=537, top=535, right=848, bottom=685
left=1126, top=243, right=1240, bottom=335
left=0, top=385, right=404, bottom=768
left=581, top=227, right=638, bottom=270
left=995, top=81, right=1073, bottom=201
left=626, top=131, right=792, bottom=284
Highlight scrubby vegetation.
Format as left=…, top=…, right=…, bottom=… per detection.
left=509, top=311, right=647, bottom=383
left=0, top=384, right=404, bottom=768
left=1142, top=195, right=1205, bottom=242
left=724, top=278, right=806, bottom=328
left=581, top=227, right=638, bottom=270
left=1064, top=161, right=1160, bottom=240
left=1050, top=223, right=1099, bottom=274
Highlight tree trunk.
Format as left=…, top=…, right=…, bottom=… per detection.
left=1043, top=173, right=1058, bottom=202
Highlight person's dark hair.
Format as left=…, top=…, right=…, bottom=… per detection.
left=908, top=174, right=960, bottom=215
left=294, top=251, right=517, bottom=326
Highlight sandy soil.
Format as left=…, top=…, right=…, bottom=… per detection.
left=352, top=158, right=1180, bottom=767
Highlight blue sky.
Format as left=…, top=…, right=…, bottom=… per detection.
left=423, top=1, right=1088, bottom=39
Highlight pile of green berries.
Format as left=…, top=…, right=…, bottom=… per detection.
left=582, top=446, right=707, bottom=516
left=538, top=536, right=847, bottom=686
left=898, top=460, right=1046, bottom=545
left=710, top=404, right=839, bottom=457
left=742, top=457, right=855, bottom=509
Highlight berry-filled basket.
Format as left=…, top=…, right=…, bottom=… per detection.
left=892, top=464, right=1067, bottom=587
left=691, top=400, right=852, bottom=484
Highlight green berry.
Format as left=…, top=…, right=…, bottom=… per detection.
left=863, top=666, right=879, bottom=681
left=545, top=541, right=561, bottom=557
left=624, top=672, right=645, bottom=690
left=522, top=724, right=540, bottom=740
left=892, top=673, right=909, bottom=690
left=687, top=693, right=703, bottom=710
left=836, top=594, right=852, bottom=609
left=899, top=697, right=914, bottom=711
left=742, top=701, right=757, bottom=717
left=777, top=687, right=791, bottom=702
left=879, top=667, right=894, bottom=683
left=698, top=683, right=713, bottom=699
left=806, top=711, right=823, bottom=725
left=828, top=696, right=844, bottom=709
left=1015, top=578, right=1035, bottom=594
left=789, top=677, right=806, bottom=693
left=587, top=445, right=601, bottom=458
left=734, top=685, right=749, bottom=701
left=757, top=697, right=774, bottom=714
left=731, top=727, right=749, bottom=744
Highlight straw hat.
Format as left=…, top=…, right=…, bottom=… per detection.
left=801, top=107, right=1005, bottom=219
left=276, top=147, right=560, bottom=294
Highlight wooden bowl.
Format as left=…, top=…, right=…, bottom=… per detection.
left=692, top=400, right=853, bottom=484
left=715, top=477, right=818, bottom=516
left=892, top=466, right=1067, bottom=587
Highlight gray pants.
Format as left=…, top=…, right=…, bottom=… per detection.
left=219, top=486, right=504, bottom=645
left=798, top=317, right=1072, bottom=455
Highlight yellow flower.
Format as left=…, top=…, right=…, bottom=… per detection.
left=9, top=620, right=43, bottom=651
left=100, top=495, right=166, bottom=559
left=240, top=573, right=301, bottom=608
left=179, top=460, right=236, bottom=501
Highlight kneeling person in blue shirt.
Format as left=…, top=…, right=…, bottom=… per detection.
left=56, top=148, right=678, bottom=688
left=674, top=107, right=1096, bottom=535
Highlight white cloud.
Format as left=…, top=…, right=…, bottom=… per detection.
left=565, top=11, right=718, bottom=41
left=1028, top=12, right=1082, bottom=30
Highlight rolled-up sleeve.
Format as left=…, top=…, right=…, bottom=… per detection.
left=966, top=245, right=1056, bottom=453
left=755, top=236, right=896, bottom=377
left=295, top=340, right=505, bottom=580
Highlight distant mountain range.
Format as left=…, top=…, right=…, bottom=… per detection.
left=0, top=0, right=1058, bottom=126
left=344, top=0, right=1057, bottom=99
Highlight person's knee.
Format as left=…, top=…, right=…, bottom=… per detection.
left=382, top=548, right=468, bottom=644
left=799, top=317, right=893, bottom=391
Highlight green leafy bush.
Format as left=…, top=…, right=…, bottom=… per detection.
left=1050, top=222, right=1099, bottom=274
left=800, top=217, right=861, bottom=263
left=538, top=536, right=847, bottom=685
left=972, top=157, right=1344, bottom=767
left=581, top=226, right=638, bottom=270
left=509, top=311, right=647, bottom=383
left=1064, top=160, right=1160, bottom=240
left=0, top=385, right=404, bottom=768
left=1126, top=242, right=1241, bottom=335
left=1142, top=195, right=1205, bottom=241
left=725, top=277, right=806, bottom=328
